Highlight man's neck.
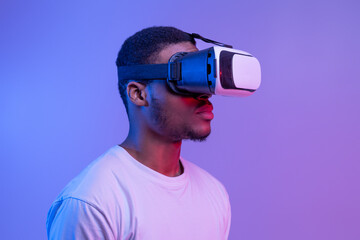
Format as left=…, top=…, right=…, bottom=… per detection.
left=120, top=127, right=183, bottom=177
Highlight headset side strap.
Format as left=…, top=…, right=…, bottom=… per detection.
left=117, top=64, right=168, bottom=81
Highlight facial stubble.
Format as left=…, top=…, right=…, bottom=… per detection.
left=150, top=97, right=210, bottom=142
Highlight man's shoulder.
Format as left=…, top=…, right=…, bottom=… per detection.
left=47, top=146, right=136, bottom=238
left=54, top=146, right=130, bottom=205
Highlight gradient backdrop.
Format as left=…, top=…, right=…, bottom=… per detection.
left=1, top=0, right=359, bottom=239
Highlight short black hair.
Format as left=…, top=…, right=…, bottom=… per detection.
left=116, top=26, right=196, bottom=110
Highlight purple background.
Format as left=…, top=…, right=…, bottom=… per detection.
left=1, top=0, right=359, bottom=239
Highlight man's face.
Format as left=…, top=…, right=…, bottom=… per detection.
left=144, top=42, right=214, bottom=142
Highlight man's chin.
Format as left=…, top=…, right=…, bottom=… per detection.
left=188, top=136, right=208, bottom=142
left=186, top=131, right=211, bottom=142
left=168, top=125, right=211, bottom=142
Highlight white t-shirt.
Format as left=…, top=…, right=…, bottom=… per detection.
left=46, top=146, right=231, bottom=240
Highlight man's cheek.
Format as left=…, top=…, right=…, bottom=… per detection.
left=177, top=97, right=198, bottom=108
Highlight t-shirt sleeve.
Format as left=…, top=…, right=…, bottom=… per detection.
left=216, top=182, right=231, bottom=240
left=224, top=193, right=231, bottom=239
left=46, top=198, right=115, bottom=240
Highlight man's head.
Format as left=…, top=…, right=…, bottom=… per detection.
left=116, top=26, right=213, bottom=142
left=116, top=26, right=196, bottom=109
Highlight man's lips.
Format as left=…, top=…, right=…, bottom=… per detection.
left=195, top=104, right=214, bottom=120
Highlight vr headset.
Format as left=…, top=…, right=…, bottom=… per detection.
left=117, top=33, right=261, bottom=97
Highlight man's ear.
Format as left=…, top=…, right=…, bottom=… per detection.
left=126, top=81, right=148, bottom=106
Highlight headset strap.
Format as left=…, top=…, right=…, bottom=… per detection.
left=190, top=33, right=233, bottom=48
left=117, top=33, right=233, bottom=81
left=117, top=64, right=168, bottom=81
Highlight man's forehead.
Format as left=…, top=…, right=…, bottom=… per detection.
left=155, top=42, right=198, bottom=64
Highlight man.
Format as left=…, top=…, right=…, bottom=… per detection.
left=46, top=26, right=231, bottom=239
